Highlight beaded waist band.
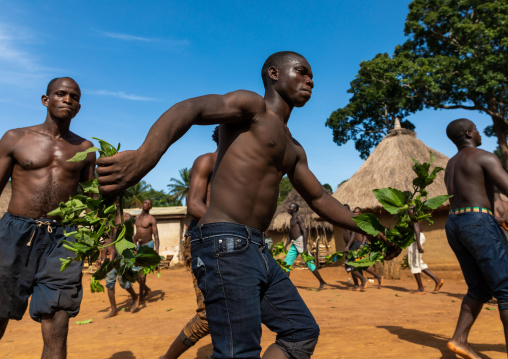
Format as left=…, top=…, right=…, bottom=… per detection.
left=449, top=207, right=493, bottom=215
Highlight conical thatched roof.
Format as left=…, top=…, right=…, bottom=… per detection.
left=329, top=126, right=450, bottom=213
left=0, top=182, right=12, bottom=216
left=269, top=187, right=333, bottom=232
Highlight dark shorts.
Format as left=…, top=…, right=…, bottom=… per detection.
left=191, top=222, right=319, bottom=359
left=0, top=212, right=83, bottom=322
left=446, top=212, right=508, bottom=310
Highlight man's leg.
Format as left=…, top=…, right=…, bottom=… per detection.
left=125, top=286, right=140, bottom=313
left=365, top=267, right=383, bottom=288
left=447, top=295, right=483, bottom=359
left=0, top=318, right=8, bottom=340
left=105, top=287, right=118, bottom=318
left=262, top=344, right=288, bottom=359
left=412, top=273, right=425, bottom=293
left=41, top=310, right=69, bottom=359
left=422, top=268, right=444, bottom=292
left=311, top=269, right=327, bottom=290
left=500, top=309, right=508, bottom=353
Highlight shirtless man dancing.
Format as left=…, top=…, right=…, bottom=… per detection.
left=134, top=199, right=159, bottom=300
left=96, top=51, right=378, bottom=359
left=161, top=126, right=218, bottom=359
left=0, top=77, right=95, bottom=358
left=284, top=202, right=327, bottom=290
left=444, top=118, right=508, bottom=359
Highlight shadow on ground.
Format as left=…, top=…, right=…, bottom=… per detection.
left=195, top=343, right=213, bottom=359
left=378, top=325, right=505, bottom=359
left=108, top=351, right=136, bottom=359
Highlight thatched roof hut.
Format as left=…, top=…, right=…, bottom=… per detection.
left=0, top=182, right=11, bottom=216
left=330, top=122, right=450, bottom=213
left=269, top=187, right=333, bottom=233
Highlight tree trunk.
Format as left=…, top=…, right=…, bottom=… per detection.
left=490, top=111, right=508, bottom=169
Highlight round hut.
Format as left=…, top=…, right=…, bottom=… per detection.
left=268, top=187, right=334, bottom=266
left=0, top=182, right=12, bottom=216
left=321, top=120, right=457, bottom=278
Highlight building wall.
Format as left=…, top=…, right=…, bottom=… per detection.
left=156, top=218, right=185, bottom=266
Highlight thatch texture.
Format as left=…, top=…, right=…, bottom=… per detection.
left=269, top=187, right=333, bottom=232
left=330, top=127, right=450, bottom=213
left=0, top=182, right=11, bottom=216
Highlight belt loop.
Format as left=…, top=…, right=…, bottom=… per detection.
left=245, top=225, right=251, bottom=243
left=199, top=225, right=204, bottom=242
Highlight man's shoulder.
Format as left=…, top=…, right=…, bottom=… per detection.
left=192, top=152, right=217, bottom=171
left=226, top=90, right=266, bottom=113
left=66, top=131, right=94, bottom=149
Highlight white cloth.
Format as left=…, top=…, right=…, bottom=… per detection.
left=407, top=232, right=428, bottom=274
left=291, top=235, right=305, bottom=254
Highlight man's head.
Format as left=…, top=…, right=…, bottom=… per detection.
left=287, top=202, right=299, bottom=214
left=262, top=51, right=314, bottom=108
left=212, top=126, right=219, bottom=145
left=353, top=207, right=362, bottom=215
left=42, top=77, right=81, bottom=120
left=446, top=118, right=481, bottom=147
left=142, top=199, right=153, bottom=211
left=344, top=204, right=350, bottom=211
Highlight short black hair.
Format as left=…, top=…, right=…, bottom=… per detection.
left=343, top=204, right=350, bottom=210
left=446, top=118, right=474, bottom=145
left=212, top=126, right=219, bottom=145
left=46, top=77, right=80, bottom=96
left=261, top=51, right=305, bottom=87
left=290, top=202, right=299, bottom=212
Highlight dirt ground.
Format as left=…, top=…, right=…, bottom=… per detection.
left=1, top=265, right=506, bottom=359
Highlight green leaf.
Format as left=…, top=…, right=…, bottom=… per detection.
left=373, top=188, right=407, bottom=214
left=115, top=238, right=136, bottom=256
left=67, top=147, right=99, bottom=162
left=92, top=137, right=118, bottom=157
left=422, top=195, right=453, bottom=210
left=352, top=213, right=385, bottom=236
left=135, top=246, right=161, bottom=267
left=80, top=179, right=100, bottom=194
left=75, top=319, right=93, bottom=325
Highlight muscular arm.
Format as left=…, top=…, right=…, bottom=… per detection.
left=481, top=153, right=508, bottom=197
left=151, top=218, right=159, bottom=253
left=0, top=130, right=17, bottom=196
left=288, top=142, right=364, bottom=234
left=187, top=154, right=214, bottom=219
left=97, top=91, right=265, bottom=194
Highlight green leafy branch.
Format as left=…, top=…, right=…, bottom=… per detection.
left=326, top=153, right=452, bottom=270
left=49, top=137, right=161, bottom=292
left=269, top=242, right=292, bottom=272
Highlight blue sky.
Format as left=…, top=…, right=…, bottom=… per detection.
left=0, top=0, right=497, bottom=193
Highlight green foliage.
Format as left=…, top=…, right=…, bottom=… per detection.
left=326, top=153, right=452, bottom=269
left=269, top=242, right=292, bottom=272
left=75, top=319, right=93, bottom=325
left=278, top=176, right=294, bottom=205
left=52, top=138, right=161, bottom=292
left=167, top=168, right=190, bottom=205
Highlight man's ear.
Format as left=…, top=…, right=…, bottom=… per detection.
left=41, top=95, right=49, bottom=107
left=268, top=66, right=279, bottom=81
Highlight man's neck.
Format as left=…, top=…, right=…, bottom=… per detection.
left=264, top=90, right=293, bottom=124
left=42, top=115, right=71, bottom=138
left=141, top=209, right=150, bottom=215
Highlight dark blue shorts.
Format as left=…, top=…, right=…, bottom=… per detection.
left=0, top=212, right=83, bottom=322
left=191, top=222, right=319, bottom=359
left=446, top=212, right=508, bottom=310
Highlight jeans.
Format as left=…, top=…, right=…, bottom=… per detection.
left=446, top=212, right=508, bottom=310
left=191, top=222, right=320, bottom=359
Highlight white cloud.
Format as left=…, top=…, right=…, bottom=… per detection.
left=99, top=30, right=189, bottom=48
left=86, top=89, right=160, bottom=101
left=0, top=23, right=42, bottom=72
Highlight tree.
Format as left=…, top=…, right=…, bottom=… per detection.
left=124, top=181, right=151, bottom=208
left=167, top=168, right=190, bottom=205
left=328, top=1, right=508, bottom=166
left=278, top=176, right=294, bottom=205
left=326, top=53, right=419, bottom=159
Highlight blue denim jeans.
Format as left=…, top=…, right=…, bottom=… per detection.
left=191, top=222, right=320, bottom=359
left=446, top=212, right=508, bottom=310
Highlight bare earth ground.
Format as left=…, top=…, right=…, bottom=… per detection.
left=1, top=266, right=506, bottom=359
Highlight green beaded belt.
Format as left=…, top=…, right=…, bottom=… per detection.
left=449, top=207, right=493, bottom=215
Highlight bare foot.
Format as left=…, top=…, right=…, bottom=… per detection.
left=377, top=276, right=384, bottom=289
left=447, top=341, right=481, bottom=359
left=350, top=285, right=360, bottom=291
left=434, top=279, right=445, bottom=292
left=361, top=278, right=368, bottom=290
left=410, top=290, right=426, bottom=295
left=318, top=282, right=327, bottom=291
left=144, top=287, right=152, bottom=298
left=104, top=310, right=118, bottom=319
left=130, top=295, right=140, bottom=313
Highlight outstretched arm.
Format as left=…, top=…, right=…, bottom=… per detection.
left=97, top=91, right=265, bottom=194
left=287, top=141, right=364, bottom=234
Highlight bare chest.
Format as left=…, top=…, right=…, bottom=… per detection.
left=135, top=216, right=153, bottom=230
left=259, top=122, right=298, bottom=174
